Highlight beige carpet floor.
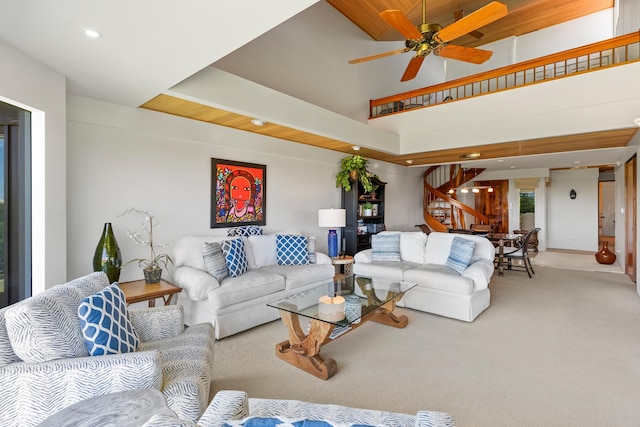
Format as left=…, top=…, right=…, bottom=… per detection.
left=531, top=250, right=623, bottom=274
left=211, top=267, right=640, bottom=427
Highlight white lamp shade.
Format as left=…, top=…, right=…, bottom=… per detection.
left=318, top=209, right=346, bottom=228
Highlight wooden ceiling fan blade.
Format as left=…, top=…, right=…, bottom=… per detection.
left=435, top=1, right=507, bottom=43
left=435, top=44, right=493, bottom=64
left=401, top=56, right=425, bottom=82
left=380, top=10, right=423, bottom=40
left=348, top=48, right=410, bottom=64
left=454, top=9, right=484, bottom=39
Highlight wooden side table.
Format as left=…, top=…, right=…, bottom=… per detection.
left=331, top=255, right=354, bottom=281
left=119, top=279, right=182, bottom=307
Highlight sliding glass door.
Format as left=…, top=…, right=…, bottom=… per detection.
left=0, top=101, right=31, bottom=308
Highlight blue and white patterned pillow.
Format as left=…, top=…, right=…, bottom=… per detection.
left=446, top=236, right=476, bottom=274
left=371, top=233, right=401, bottom=262
left=223, top=417, right=348, bottom=427
left=228, top=226, right=263, bottom=237
left=220, top=238, right=249, bottom=277
left=203, top=241, right=229, bottom=281
left=78, top=283, right=139, bottom=356
left=307, top=235, right=317, bottom=264
left=276, top=235, right=309, bottom=266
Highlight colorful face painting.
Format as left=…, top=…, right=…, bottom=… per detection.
left=211, top=159, right=266, bottom=228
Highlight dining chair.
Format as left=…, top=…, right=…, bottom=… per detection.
left=495, top=228, right=540, bottom=278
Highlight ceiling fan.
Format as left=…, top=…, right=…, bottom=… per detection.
left=349, top=1, right=508, bottom=82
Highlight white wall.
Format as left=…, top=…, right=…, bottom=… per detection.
left=66, top=96, right=422, bottom=283
left=0, top=39, right=67, bottom=294
left=548, top=168, right=600, bottom=251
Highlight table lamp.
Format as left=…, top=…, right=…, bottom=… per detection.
left=318, top=208, right=346, bottom=258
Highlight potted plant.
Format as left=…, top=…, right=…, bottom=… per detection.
left=335, top=155, right=373, bottom=193
left=119, top=208, right=173, bottom=283
left=363, top=201, right=373, bottom=216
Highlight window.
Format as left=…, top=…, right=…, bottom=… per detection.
left=0, top=101, right=31, bottom=308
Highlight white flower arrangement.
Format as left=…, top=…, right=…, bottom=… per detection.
left=118, top=208, right=173, bottom=271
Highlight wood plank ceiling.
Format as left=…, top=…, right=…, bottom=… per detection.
left=140, top=0, right=631, bottom=167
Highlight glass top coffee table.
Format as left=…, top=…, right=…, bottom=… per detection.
left=267, top=275, right=415, bottom=380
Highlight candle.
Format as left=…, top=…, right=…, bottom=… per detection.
left=318, top=295, right=345, bottom=322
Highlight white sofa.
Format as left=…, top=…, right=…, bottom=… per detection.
left=353, top=231, right=495, bottom=322
left=172, top=234, right=335, bottom=339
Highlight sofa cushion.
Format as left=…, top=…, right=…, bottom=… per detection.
left=0, top=307, right=20, bottom=367
left=221, top=238, right=249, bottom=277
left=276, top=235, right=309, bottom=266
left=5, top=287, right=90, bottom=362
left=399, top=232, right=427, bottom=264
left=249, top=234, right=277, bottom=268
left=353, top=260, right=416, bottom=282
left=404, top=264, right=475, bottom=295
left=446, top=237, right=476, bottom=274
left=212, top=271, right=286, bottom=309
left=78, top=283, right=140, bottom=356
left=261, top=263, right=335, bottom=291
left=203, top=242, right=229, bottom=281
left=371, top=233, right=401, bottom=262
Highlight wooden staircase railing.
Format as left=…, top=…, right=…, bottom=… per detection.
left=423, top=166, right=489, bottom=232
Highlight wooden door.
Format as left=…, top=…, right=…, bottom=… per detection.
left=625, top=156, right=636, bottom=282
left=474, top=180, right=509, bottom=233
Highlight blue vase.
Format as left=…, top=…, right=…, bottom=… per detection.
left=93, top=223, right=122, bottom=283
left=328, top=229, right=338, bottom=258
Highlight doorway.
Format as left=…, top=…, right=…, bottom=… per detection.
left=474, top=180, right=509, bottom=233
left=598, top=181, right=615, bottom=248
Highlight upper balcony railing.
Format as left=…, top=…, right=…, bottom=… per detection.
left=370, top=31, right=640, bottom=119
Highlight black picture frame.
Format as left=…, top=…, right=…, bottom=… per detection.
left=211, top=158, right=266, bottom=228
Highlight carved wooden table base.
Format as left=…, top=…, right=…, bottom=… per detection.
left=275, top=299, right=408, bottom=380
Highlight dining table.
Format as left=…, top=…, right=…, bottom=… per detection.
left=486, top=233, right=523, bottom=276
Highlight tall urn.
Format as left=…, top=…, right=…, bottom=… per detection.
left=595, top=241, right=616, bottom=265
left=93, top=222, right=123, bottom=282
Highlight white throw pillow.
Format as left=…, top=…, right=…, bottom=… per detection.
left=248, top=234, right=278, bottom=268
left=399, top=232, right=428, bottom=264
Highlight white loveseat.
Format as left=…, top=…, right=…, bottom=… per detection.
left=353, top=231, right=495, bottom=322
left=172, top=234, right=335, bottom=339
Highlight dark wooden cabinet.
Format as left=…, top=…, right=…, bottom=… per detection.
left=342, top=177, right=386, bottom=256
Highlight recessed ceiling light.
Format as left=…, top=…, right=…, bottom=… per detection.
left=84, top=29, right=102, bottom=38
left=497, top=159, right=504, bottom=163
left=510, top=166, right=516, bottom=169
left=352, top=146, right=361, bottom=151
left=405, top=160, right=413, bottom=164
left=573, top=160, right=581, bottom=164
left=459, top=152, right=481, bottom=159
left=250, top=119, right=266, bottom=126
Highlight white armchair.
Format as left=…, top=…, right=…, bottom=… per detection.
left=143, top=390, right=456, bottom=427
left=0, top=272, right=215, bottom=427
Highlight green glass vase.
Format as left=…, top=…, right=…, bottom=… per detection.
left=93, top=222, right=122, bottom=283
